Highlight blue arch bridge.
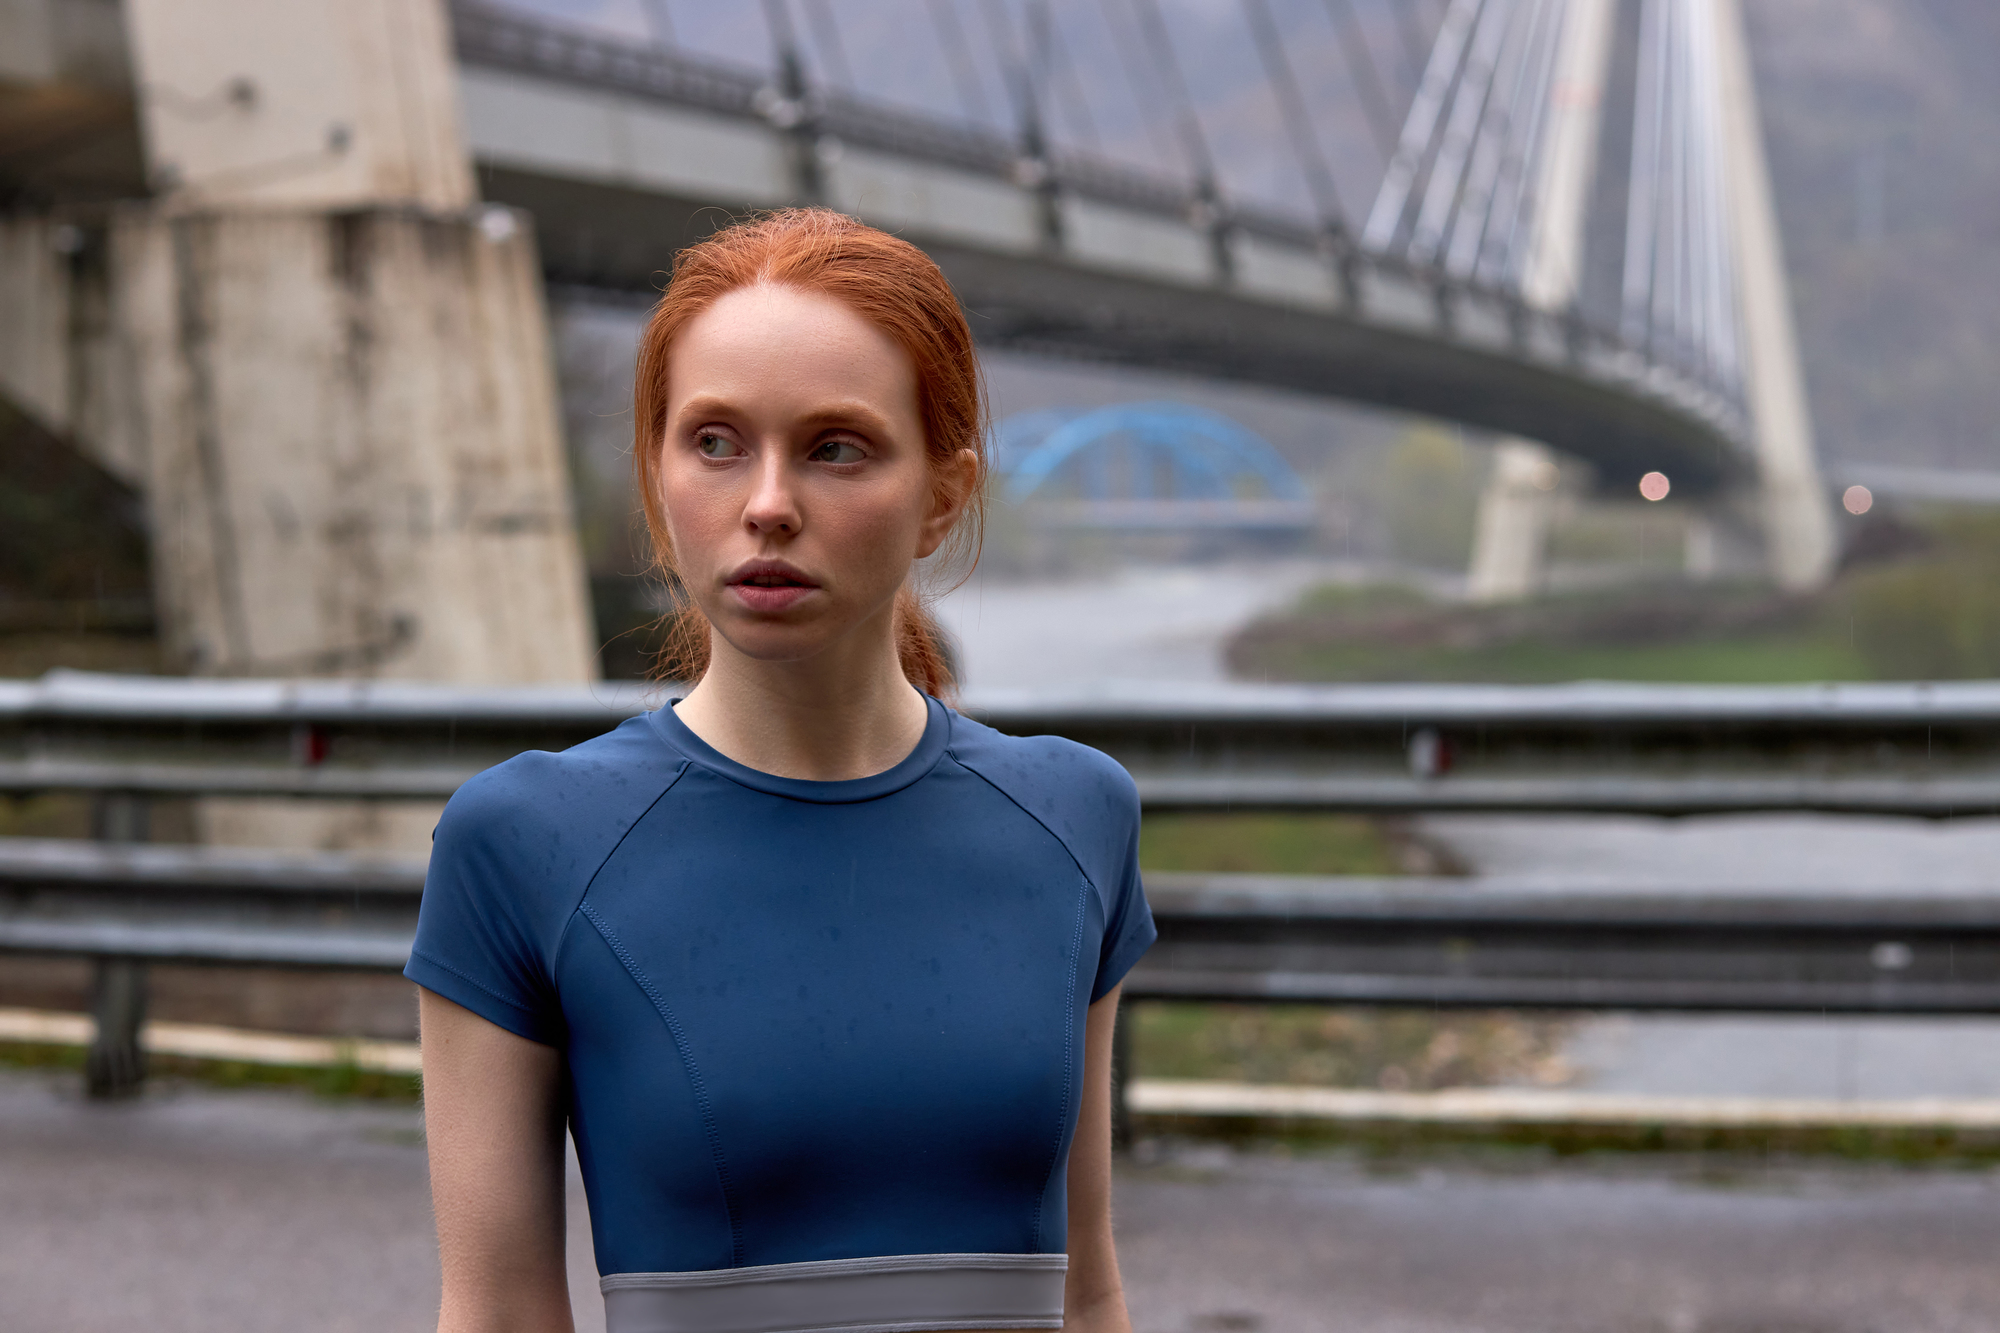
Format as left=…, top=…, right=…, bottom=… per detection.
left=994, top=403, right=1315, bottom=532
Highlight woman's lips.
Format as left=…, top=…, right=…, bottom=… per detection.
left=726, top=579, right=818, bottom=613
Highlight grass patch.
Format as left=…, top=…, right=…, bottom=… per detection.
left=1229, top=512, right=2000, bottom=686
left=1230, top=579, right=1869, bottom=684
left=1140, top=812, right=1403, bottom=875
left=0, top=793, right=94, bottom=840
left=1255, top=629, right=1869, bottom=685
left=1132, top=1003, right=1572, bottom=1091
left=1129, top=1114, right=2000, bottom=1163
left=0, top=1040, right=421, bottom=1102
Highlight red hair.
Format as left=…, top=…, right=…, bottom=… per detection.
left=633, top=209, right=986, bottom=697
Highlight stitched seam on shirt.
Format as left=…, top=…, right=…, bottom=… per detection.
left=1031, top=874, right=1089, bottom=1254
left=550, top=760, right=691, bottom=973
left=947, top=751, right=1100, bottom=897
left=579, top=900, right=746, bottom=1267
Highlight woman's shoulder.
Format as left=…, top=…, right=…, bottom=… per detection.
left=945, top=708, right=1137, bottom=803
left=942, top=709, right=1140, bottom=885
left=434, top=712, right=687, bottom=857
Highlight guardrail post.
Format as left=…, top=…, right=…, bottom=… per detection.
left=85, top=958, right=148, bottom=1098
left=86, top=792, right=150, bottom=1099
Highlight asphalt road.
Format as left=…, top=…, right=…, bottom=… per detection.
left=6, top=1067, right=1998, bottom=1333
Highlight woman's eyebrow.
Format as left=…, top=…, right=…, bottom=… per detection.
left=668, top=398, right=895, bottom=435
left=671, top=394, right=743, bottom=421
left=795, top=402, right=895, bottom=434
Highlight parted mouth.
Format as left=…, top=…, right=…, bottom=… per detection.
left=726, top=559, right=819, bottom=589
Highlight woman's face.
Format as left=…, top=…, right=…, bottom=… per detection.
left=657, top=283, right=966, bottom=668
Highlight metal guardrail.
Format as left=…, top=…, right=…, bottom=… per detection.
left=9, top=671, right=2000, bottom=815
left=7, top=670, right=2000, bottom=1097
left=1142, top=874, right=2000, bottom=1013
left=0, top=838, right=421, bottom=970
left=6, top=840, right=1997, bottom=1016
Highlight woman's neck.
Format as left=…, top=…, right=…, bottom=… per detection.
left=671, top=629, right=931, bottom=782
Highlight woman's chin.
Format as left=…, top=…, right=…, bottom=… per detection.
left=709, top=621, right=843, bottom=667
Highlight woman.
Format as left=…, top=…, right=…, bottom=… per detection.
left=408, top=209, right=1155, bottom=1333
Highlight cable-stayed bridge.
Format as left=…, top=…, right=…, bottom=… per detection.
left=0, top=0, right=1834, bottom=709
left=446, top=0, right=1830, bottom=588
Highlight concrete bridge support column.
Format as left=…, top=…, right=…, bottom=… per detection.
left=1713, top=0, right=1836, bottom=592
left=110, top=205, right=595, bottom=688
left=111, top=0, right=595, bottom=851
left=1468, top=441, right=1561, bottom=602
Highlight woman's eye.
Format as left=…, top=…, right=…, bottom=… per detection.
left=696, top=433, right=740, bottom=458
left=810, top=439, right=866, bottom=465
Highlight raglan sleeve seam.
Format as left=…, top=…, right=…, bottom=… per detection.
left=547, top=758, right=693, bottom=982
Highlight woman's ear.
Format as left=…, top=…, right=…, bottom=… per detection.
left=917, top=448, right=981, bottom=558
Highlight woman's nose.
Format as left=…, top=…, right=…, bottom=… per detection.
left=743, top=451, right=802, bottom=535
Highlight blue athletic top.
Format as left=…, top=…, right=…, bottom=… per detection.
left=405, top=697, right=1155, bottom=1333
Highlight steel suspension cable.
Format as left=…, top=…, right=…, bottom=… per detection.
left=1391, top=0, right=1437, bottom=90
left=1125, top=0, right=1223, bottom=194
left=1241, top=0, right=1350, bottom=231
left=1688, top=0, right=1741, bottom=389
left=975, top=0, right=1044, bottom=153
left=1320, top=0, right=1402, bottom=160
left=1622, top=0, right=1666, bottom=349
left=1658, top=0, right=1690, bottom=361
left=1444, top=0, right=1553, bottom=279
left=1474, top=0, right=1562, bottom=287
left=926, top=0, right=996, bottom=124
left=1409, top=0, right=1516, bottom=267
left=800, top=0, right=856, bottom=88
left=1362, top=0, right=1482, bottom=253
left=1091, top=0, right=1184, bottom=171
left=1033, top=0, right=1104, bottom=152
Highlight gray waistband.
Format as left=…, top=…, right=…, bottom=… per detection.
left=600, top=1252, right=1068, bottom=1333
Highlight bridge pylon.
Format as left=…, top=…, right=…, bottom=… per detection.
left=1467, top=0, right=1615, bottom=603
left=1453, top=0, right=1834, bottom=599
left=1711, top=0, right=1836, bottom=591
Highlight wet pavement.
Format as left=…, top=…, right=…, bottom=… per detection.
left=5, top=1066, right=1997, bottom=1333
left=1118, top=1140, right=2000, bottom=1333
left=0, top=1067, right=602, bottom=1333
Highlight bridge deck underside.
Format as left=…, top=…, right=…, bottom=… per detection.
left=482, top=166, right=1736, bottom=497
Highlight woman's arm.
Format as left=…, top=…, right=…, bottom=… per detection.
left=1064, top=984, right=1134, bottom=1333
left=420, top=988, right=575, bottom=1333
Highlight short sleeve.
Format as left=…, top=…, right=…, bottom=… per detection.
left=1091, top=784, right=1156, bottom=1003
left=404, top=769, right=569, bottom=1045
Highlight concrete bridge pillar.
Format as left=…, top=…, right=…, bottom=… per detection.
left=106, top=0, right=595, bottom=849
left=1466, top=0, right=1615, bottom=604
left=1467, top=441, right=1561, bottom=602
